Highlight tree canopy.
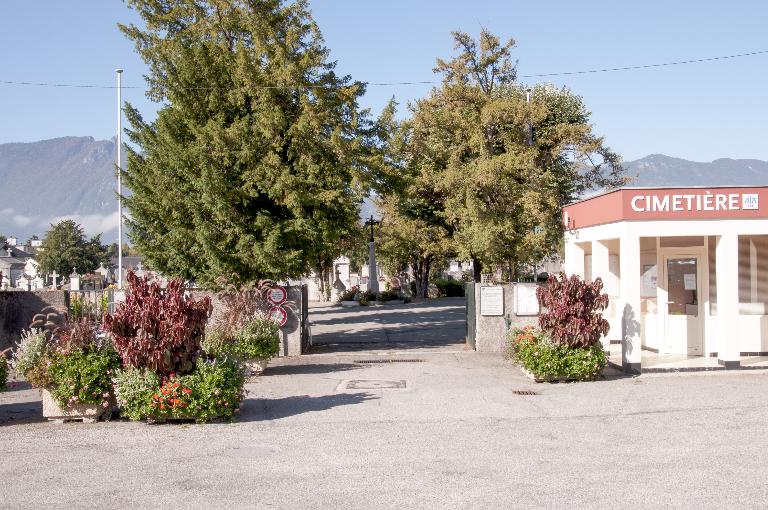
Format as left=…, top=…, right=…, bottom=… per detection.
left=120, top=0, right=373, bottom=287
left=378, top=29, right=626, bottom=284
left=38, top=220, right=107, bottom=277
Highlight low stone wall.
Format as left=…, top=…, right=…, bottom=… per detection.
left=0, top=291, right=69, bottom=352
left=472, top=283, right=542, bottom=353
left=1, top=286, right=306, bottom=358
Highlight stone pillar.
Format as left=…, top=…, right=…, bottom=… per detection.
left=368, top=241, right=379, bottom=294
left=716, top=234, right=740, bottom=368
left=619, top=233, right=641, bottom=374
left=564, top=239, right=585, bottom=278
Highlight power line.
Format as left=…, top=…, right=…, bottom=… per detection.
left=0, top=48, right=766, bottom=90
left=519, top=49, right=768, bottom=78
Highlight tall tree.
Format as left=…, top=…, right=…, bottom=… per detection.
left=120, top=0, right=371, bottom=287
left=395, top=30, right=625, bottom=280
left=38, top=220, right=106, bottom=277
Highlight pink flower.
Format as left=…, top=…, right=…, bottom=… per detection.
left=102, top=402, right=109, bottom=408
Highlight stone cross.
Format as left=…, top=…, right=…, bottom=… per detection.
left=50, top=271, right=59, bottom=289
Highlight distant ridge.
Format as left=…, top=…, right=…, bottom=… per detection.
left=1, top=136, right=768, bottom=240
left=0, top=136, right=118, bottom=241
left=625, top=154, right=768, bottom=187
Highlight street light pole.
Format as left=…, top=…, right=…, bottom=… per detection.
left=115, top=68, right=124, bottom=290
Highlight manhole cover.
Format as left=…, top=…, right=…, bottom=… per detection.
left=512, top=390, right=538, bottom=396
left=354, top=359, right=424, bottom=364
left=345, top=379, right=407, bottom=390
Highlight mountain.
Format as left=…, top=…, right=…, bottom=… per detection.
left=624, top=154, right=768, bottom=187
left=0, top=136, right=118, bottom=241
left=2, top=136, right=768, bottom=241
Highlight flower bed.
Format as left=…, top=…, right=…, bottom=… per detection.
left=507, top=274, right=610, bottom=383
left=113, top=358, right=245, bottom=423
left=509, top=326, right=606, bottom=382
left=10, top=323, right=119, bottom=421
left=104, top=271, right=247, bottom=423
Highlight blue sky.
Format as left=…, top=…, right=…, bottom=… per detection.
left=0, top=0, right=766, bottom=162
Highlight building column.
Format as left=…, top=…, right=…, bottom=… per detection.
left=620, top=233, right=641, bottom=374
left=564, top=237, right=585, bottom=278
left=716, top=234, right=740, bottom=368
left=592, top=240, right=610, bottom=285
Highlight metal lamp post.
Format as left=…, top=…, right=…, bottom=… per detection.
left=115, top=68, right=123, bottom=290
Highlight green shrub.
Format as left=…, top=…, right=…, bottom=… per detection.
left=376, top=290, right=400, bottom=302
left=113, top=358, right=246, bottom=423
left=233, top=319, right=280, bottom=359
left=0, top=356, right=7, bottom=391
left=509, top=326, right=606, bottom=381
left=112, top=367, right=162, bottom=421
left=203, top=320, right=280, bottom=361
left=47, top=348, right=121, bottom=408
left=432, top=278, right=465, bottom=297
left=202, top=318, right=280, bottom=359
left=11, top=329, right=50, bottom=387
left=338, top=286, right=359, bottom=302
left=11, top=329, right=48, bottom=376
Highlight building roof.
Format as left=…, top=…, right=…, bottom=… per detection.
left=563, top=185, right=768, bottom=230
left=0, top=243, right=32, bottom=259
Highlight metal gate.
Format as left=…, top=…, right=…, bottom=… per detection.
left=465, top=282, right=476, bottom=349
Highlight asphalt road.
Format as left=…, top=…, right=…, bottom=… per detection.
left=3, top=351, right=768, bottom=509
left=308, top=297, right=468, bottom=353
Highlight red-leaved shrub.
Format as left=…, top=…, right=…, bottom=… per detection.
left=104, top=271, right=211, bottom=376
left=536, top=273, right=610, bottom=348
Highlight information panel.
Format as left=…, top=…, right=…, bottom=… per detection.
left=515, top=284, right=540, bottom=316
left=480, top=286, right=504, bottom=316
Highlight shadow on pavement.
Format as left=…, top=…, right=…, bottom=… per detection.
left=0, top=400, right=45, bottom=427
left=2, top=380, right=33, bottom=392
left=238, top=393, right=378, bottom=422
left=265, top=363, right=362, bottom=376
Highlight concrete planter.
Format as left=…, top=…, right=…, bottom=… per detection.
left=41, top=389, right=106, bottom=423
left=246, top=357, right=270, bottom=377
left=340, top=301, right=360, bottom=307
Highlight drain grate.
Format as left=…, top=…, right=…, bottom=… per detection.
left=512, top=390, right=538, bottom=396
left=354, top=359, right=425, bottom=364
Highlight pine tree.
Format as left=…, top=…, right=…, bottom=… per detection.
left=120, top=0, right=370, bottom=287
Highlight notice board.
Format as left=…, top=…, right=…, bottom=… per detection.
left=480, top=286, right=504, bottom=316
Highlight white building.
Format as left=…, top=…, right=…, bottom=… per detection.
left=563, top=186, right=768, bottom=373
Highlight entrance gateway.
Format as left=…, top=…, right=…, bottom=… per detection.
left=562, top=186, right=768, bottom=373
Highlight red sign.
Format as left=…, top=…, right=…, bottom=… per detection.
left=268, top=306, right=288, bottom=327
left=563, top=186, right=768, bottom=230
left=267, top=286, right=287, bottom=305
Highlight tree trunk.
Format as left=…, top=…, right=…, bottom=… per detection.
left=412, top=255, right=433, bottom=298
left=472, top=259, right=482, bottom=283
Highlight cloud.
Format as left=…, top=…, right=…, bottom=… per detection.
left=13, top=214, right=33, bottom=227
left=0, top=208, right=14, bottom=215
left=44, top=211, right=121, bottom=238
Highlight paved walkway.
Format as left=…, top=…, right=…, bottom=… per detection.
left=4, top=353, right=768, bottom=508
left=308, top=297, right=467, bottom=353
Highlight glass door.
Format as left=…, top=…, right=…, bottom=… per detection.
left=663, top=255, right=703, bottom=355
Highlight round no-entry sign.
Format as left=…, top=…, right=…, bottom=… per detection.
left=268, top=305, right=288, bottom=327
left=267, top=286, right=287, bottom=305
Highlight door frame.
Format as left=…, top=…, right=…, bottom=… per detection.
left=658, top=246, right=707, bottom=355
